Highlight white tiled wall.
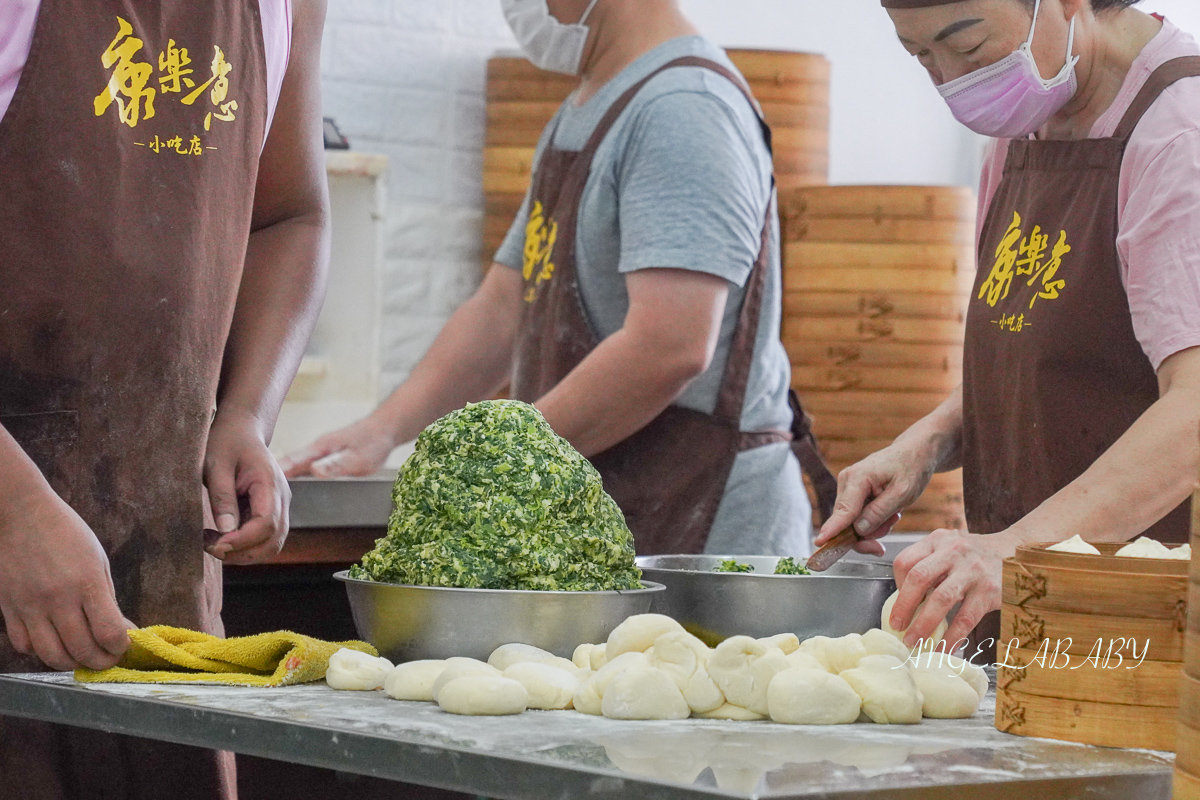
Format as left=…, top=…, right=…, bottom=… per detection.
left=320, top=0, right=516, bottom=393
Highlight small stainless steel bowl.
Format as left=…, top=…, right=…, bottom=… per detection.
left=336, top=571, right=666, bottom=663
left=636, top=555, right=895, bottom=645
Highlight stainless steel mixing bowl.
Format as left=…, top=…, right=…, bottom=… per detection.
left=636, top=555, right=895, bottom=645
left=336, top=571, right=666, bottom=663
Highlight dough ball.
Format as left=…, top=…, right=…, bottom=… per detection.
left=693, top=703, right=766, bottom=721
left=861, top=628, right=913, bottom=662
left=1115, top=537, right=1173, bottom=559
left=648, top=631, right=724, bottom=714
left=572, top=651, right=650, bottom=716
left=1046, top=534, right=1101, bottom=555
left=758, top=633, right=800, bottom=655
left=1168, top=543, right=1192, bottom=560
left=910, top=652, right=989, bottom=703
left=325, top=648, right=393, bottom=691
left=431, top=658, right=500, bottom=702
left=839, top=655, right=924, bottom=724
left=881, top=591, right=948, bottom=648
left=911, top=668, right=981, bottom=719
left=437, top=675, right=528, bottom=716
left=767, top=667, right=862, bottom=725
left=601, top=667, right=691, bottom=720
left=572, top=643, right=597, bottom=669
left=784, top=650, right=827, bottom=672
left=797, top=633, right=868, bottom=673
left=383, top=659, right=446, bottom=701
left=605, top=614, right=685, bottom=661
left=708, top=635, right=791, bottom=715
left=590, top=645, right=610, bottom=670
left=503, top=662, right=580, bottom=710
left=488, top=643, right=555, bottom=671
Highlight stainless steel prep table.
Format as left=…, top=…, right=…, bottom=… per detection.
left=0, top=674, right=1172, bottom=799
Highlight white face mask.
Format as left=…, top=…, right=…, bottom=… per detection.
left=502, top=0, right=601, bottom=76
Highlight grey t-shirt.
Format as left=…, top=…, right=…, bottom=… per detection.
left=494, top=36, right=812, bottom=556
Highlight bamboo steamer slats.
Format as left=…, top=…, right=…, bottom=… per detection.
left=483, top=49, right=831, bottom=267
left=994, top=687, right=1178, bottom=751
left=997, top=647, right=1181, bottom=707
left=781, top=185, right=974, bottom=532
left=998, top=543, right=1190, bottom=752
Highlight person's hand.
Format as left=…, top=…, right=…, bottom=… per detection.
left=813, top=441, right=937, bottom=556
left=279, top=413, right=397, bottom=478
left=888, top=529, right=1015, bottom=649
left=204, top=411, right=291, bottom=565
left=0, top=487, right=133, bottom=671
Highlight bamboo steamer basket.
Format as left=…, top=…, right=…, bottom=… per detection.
left=781, top=185, right=975, bottom=532
left=996, top=542, right=1190, bottom=752
left=482, top=49, right=831, bottom=269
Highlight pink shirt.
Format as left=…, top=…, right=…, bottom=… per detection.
left=0, top=0, right=291, bottom=143
left=978, top=18, right=1200, bottom=371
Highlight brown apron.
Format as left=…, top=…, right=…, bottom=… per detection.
left=0, top=0, right=266, bottom=796
left=511, top=56, right=837, bottom=555
left=961, top=57, right=1200, bottom=653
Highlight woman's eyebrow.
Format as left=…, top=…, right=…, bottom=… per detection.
left=935, top=18, right=984, bottom=42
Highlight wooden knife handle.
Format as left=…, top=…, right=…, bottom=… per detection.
left=806, top=527, right=859, bottom=572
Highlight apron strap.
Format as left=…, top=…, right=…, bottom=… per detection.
left=1113, top=56, right=1200, bottom=141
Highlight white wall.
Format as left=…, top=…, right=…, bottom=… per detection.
left=320, top=0, right=1200, bottom=391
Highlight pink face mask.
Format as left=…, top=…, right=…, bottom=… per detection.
left=936, top=0, right=1079, bottom=139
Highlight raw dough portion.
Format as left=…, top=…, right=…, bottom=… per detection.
left=839, top=655, right=924, bottom=724
left=798, top=633, right=868, bottom=673
left=758, top=633, right=800, bottom=655
left=910, top=667, right=981, bottom=719
left=767, top=667, right=862, bottom=725
left=1046, top=534, right=1101, bottom=555
left=861, top=628, right=912, bottom=661
left=383, top=659, right=446, bottom=701
left=911, top=652, right=989, bottom=702
left=572, top=651, right=650, bottom=715
left=708, top=636, right=791, bottom=715
left=325, top=648, right=394, bottom=691
left=881, top=591, right=948, bottom=648
left=589, top=645, right=610, bottom=670
left=1116, top=536, right=1173, bottom=559
left=431, top=657, right=500, bottom=702
left=437, top=675, right=528, bottom=716
left=503, top=662, right=580, bottom=710
left=784, top=650, right=827, bottom=672
left=648, top=631, right=724, bottom=714
left=1168, top=543, right=1193, bottom=560
left=488, top=643, right=553, bottom=670
left=606, top=614, right=685, bottom=660
left=601, top=667, right=691, bottom=720
left=693, top=703, right=766, bottom=721
left=572, top=643, right=598, bottom=669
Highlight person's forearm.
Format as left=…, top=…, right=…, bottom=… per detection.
left=217, top=213, right=329, bottom=441
left=372, top=267, right=521, bottom=445
left=537, top=329, right=702, bottom=457
left=1003, top=388, right=1200, bottom=547
left=893, top=383, right=964, bottom=474
left=0, top=426, right=55, bottom=526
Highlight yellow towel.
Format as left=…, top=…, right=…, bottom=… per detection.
left=75, top=626, right=378, bottom=687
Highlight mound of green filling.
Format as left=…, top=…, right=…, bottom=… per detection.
left=714, top=559, right=754, bottom=573
left=774, top=557, right=811, bottom=575
left=349, top=400, right=642, bottom=591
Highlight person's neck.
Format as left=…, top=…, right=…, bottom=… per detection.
left=573, top=1, right=699, bottom=106
left=1040, top=9, right=1162, bottom=140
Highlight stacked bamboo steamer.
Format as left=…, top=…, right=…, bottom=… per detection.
left=483, top=50, right=831, bottom=270
left=1177, top=479, right=1200, bottom=797
left=780, top=185, right=975, bottom=532
left=994, top=542, right=1190, bottom=752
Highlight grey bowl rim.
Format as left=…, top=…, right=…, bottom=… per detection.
left=334, top=570, right=666, bottom=597
left=635, top=554, right=895, bottom=581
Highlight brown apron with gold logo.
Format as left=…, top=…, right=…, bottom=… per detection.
left=961, top=57, right=1200, bottom=651
left=511, top=56, right=838, bottom=555
left=0, top=0, right=266, bottom=796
